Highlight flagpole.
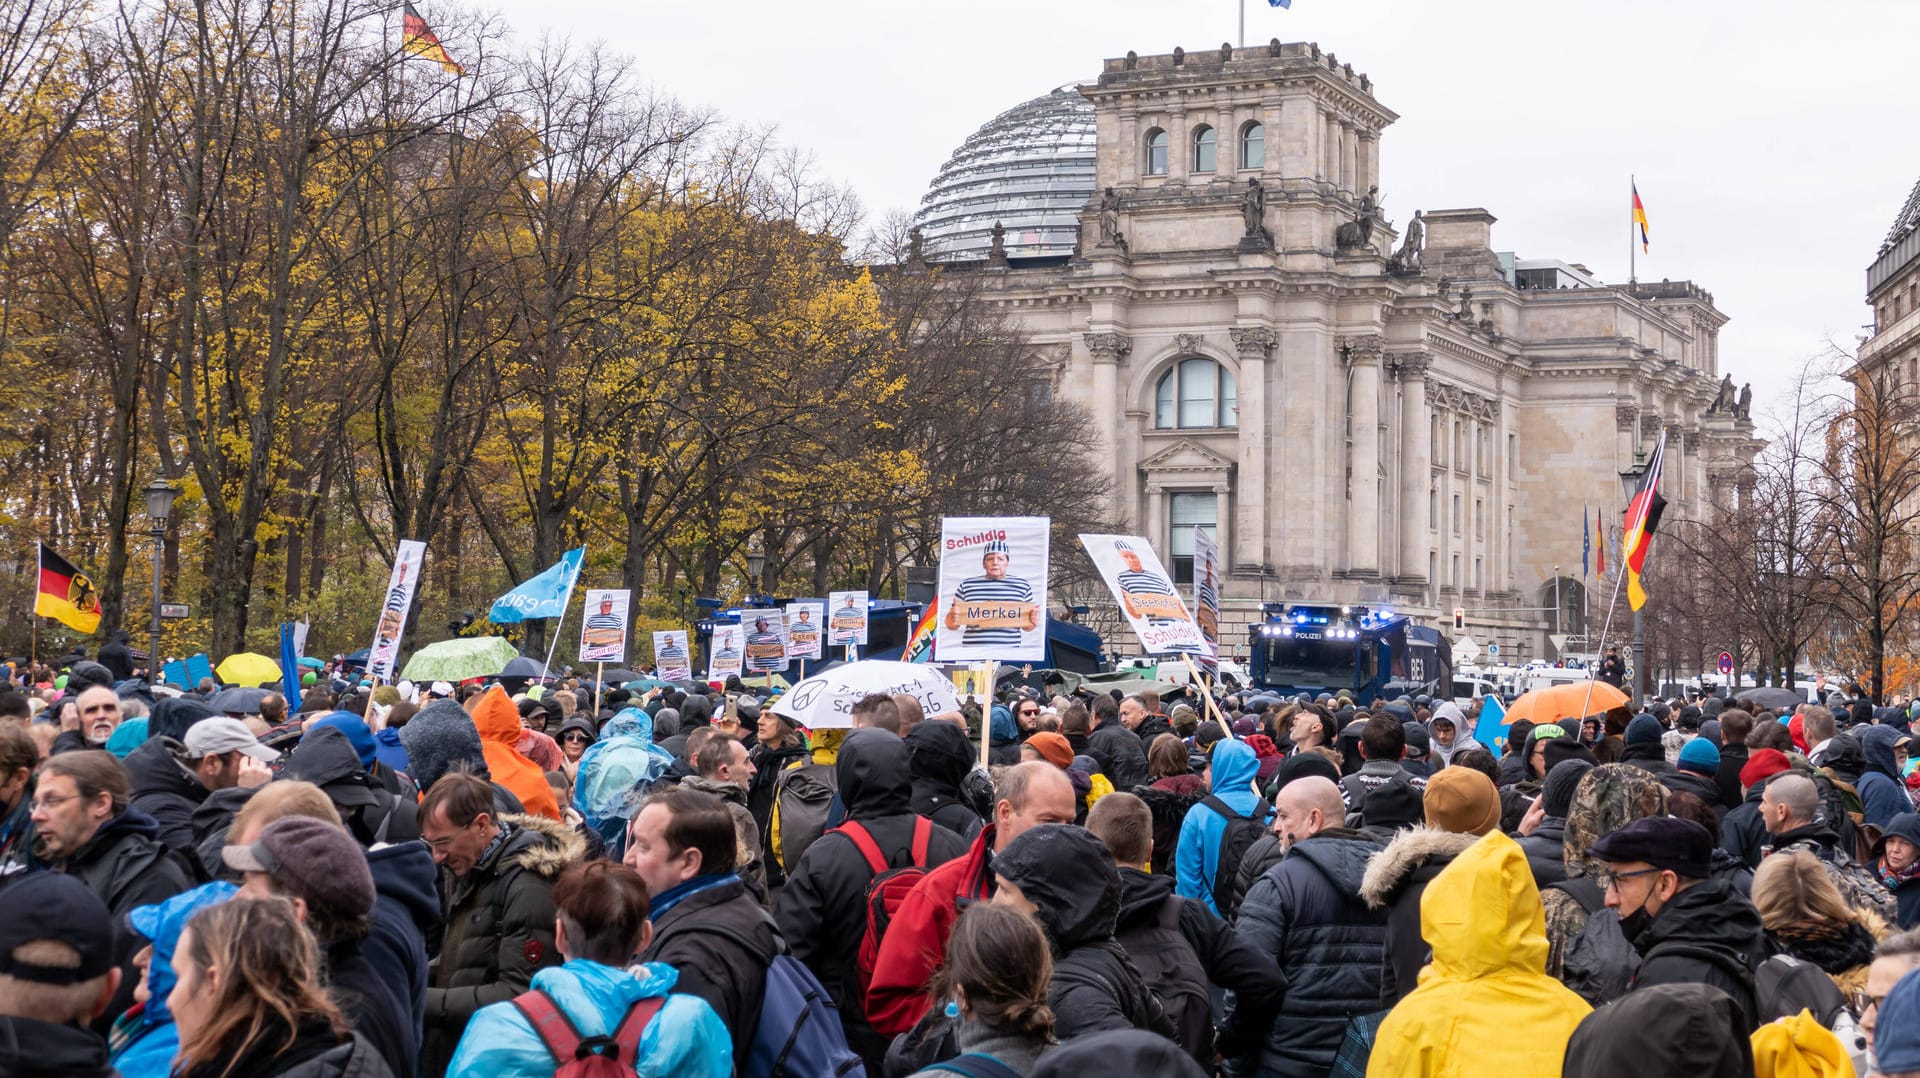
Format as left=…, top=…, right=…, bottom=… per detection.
left=1629, top=174, right=1636, bottom=285
left=1239, top=0, right=1245, bottom=48
left=537, top=551, right=584, bottom=683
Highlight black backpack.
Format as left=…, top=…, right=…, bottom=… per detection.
left=1202, top=794, right=1269, bottom=918
left=1755, top=953, right=1851, bottom=1026
left=1113, top=895, right=1212, bottom=1061
left=1547, top=877, right=1640, bottom=1007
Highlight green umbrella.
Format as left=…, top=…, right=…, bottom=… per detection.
left=399, top=636, right=521, bottom=684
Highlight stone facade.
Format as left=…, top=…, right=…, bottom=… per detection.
left=925, top=43, right=1761, bottom=663
left=1862, top=178, right=1920, bottom=384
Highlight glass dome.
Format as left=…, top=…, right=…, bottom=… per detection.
left=913, top=86, right=1095, bottom=262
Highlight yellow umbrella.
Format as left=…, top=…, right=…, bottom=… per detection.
left=1504, top=680, right=1630, bottom=724
left=215, top=651, right=283, bottom=687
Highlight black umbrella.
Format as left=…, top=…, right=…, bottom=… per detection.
left=1737, top=686, right=1807, bottom=711
left=207, top=686, right=271, bottom=715
left=594, top=669, right=643, bottom=684
left=499, top=656, right=551, bottom=680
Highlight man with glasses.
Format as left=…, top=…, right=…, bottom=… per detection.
left=1589, top=814, right=1769, bottom=1033
left=1863, top=929, right=1920, bottom=1061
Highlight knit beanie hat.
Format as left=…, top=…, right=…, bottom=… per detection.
left=1423, top=766, right=1500, bottom=835
left=398, top=698, right=488, bottom=791
left=1543, top=738, right=1598, bottom=775
left=1625, top=714, right=1664, bottom=746
left=1676, top=737, right=1721, bottom=776
left=1740, top=747, right=1792, bottom=789
left=1024, top=731, right=1074, bottom=770
left=1543, top=759, right=1593, bottom=818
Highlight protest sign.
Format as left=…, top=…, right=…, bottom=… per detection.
left=707, top=625, right=744, bottom=681
left=1079, top=533, right=1206, bottom=655
left=1192, top=526, right=1222, bottom=675
left=367, top=540, right=426, bottom=682
left=653, top=631, right=692, bottom=681
left=935, top=516, right=1049, bottom=662
left=827, top=590, right=869, bottom=645
left=741, top=608, right=788, bottom=673
left=786, top=601, right=824, bottom=660
left=578, top=589, right=631, bottom=663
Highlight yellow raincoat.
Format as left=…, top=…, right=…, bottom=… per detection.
left=1368, top=830, right=1590, bottom=1077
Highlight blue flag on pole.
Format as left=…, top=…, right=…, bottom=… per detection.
left=490, top=547, right=585, bottom=623
left=279, top=622, right=303, bottom=713
left=1582, top=506, right=1591, bottom=577
left=1471, top=694, right=1510, bottom=753
left=1269, top=0, right=1291, bottom=7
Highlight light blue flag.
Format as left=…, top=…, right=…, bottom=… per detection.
left=1471, top=693, right=1510, bottom=753
left=1268, top=0, right=1291, bottom=7
left=490, top=547, right=585, bottom=623
left=279, top=622, right=303, bottom=712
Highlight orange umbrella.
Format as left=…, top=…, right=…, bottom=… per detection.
left=1505, top=680, right=1630, bottom=724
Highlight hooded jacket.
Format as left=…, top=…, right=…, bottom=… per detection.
left=1625, top=870, right=1771, bottom=1034
left=679, top=774, right=766, bottom=895
left=364, top=840, right=439, bottom=1062
left=423, top=812, right=583, bottom=1073
left=1857, top=725, right=1911, bottom=831
left=110, top=881, right=239, bottom=1078
left=58, top=808, right=193, bottom=1031
left=1235, top=827, right=1388, bottom=1077
left=398, top=698, right=489, bottom=792
left=772, top=728, right=966, bottom=1067
left=1359, top=825, right=1481, bottom=1005
left=1174, top=738, right=1269, bottom=915
left=637, top=873, right=777, bottom=1068
left=1368, top=832, right=1591, bottom=1078
left=1086, top=717, right=1150, bottom=790
left=0, top=1016, right=116, bottom=1078
left=445, top=959, right=730, bottom=1078
left=471, top=687, right=560, bottom=820
left=1427, top=703, right=1468, bottom=767
left=571, top=706, right=674, bottom=845
left=905, top=720, right=987, bottom=842
left=867, top=824, right=1001, bottom=1037
left=124, top=736, right=210, bottom=857
left=1561, top=982, right=1754, bottom=1078
left=991, top=824, right=1174, bottom=1043
left=288, top=725, right=420, bottom=845
left=1722, top=770, right=1776, bottom=869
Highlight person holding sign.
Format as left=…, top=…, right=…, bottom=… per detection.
left=943, top=539, right=1038, bottom=649
left=1113, top=538, right=1184, bottom=625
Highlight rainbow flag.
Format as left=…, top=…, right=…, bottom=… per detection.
left=401, top=3, right=462, bottom=75
left=1631, top=181, right=1650, bottom=253
left=901, top=602, right=938, bottom=663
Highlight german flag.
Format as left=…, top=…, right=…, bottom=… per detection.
left=401, top=3, right=462, bottom=76
left=1632, top=181, right=1651, bottom=254
left=1623, top=434, right=1668, bottom=612
left=36, top=542, right=101, bottom=634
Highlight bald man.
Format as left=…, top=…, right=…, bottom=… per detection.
left=1763, top=771, right=1897, bottom=922
left=866, top=761, right=1078, bottom=1036
left=1234, top=774, right=1389, bottom=1078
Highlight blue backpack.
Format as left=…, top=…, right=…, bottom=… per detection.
left=694, top=915, right=866, bottom=1078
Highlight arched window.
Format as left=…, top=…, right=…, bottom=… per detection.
left=1145, top=129, right=1169, bottom=176
left=1240, top=122, right=1265, bottom=170
left=1154, top=359, right=1237, bottom=429
left=1191, top=125, right=1216, bottom=173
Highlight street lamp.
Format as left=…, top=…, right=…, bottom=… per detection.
left=1619, top=462, right=1648, bottom=703
left=744, top=534, right=766, bottom=605
left=142, top=478, right=179, bottom=680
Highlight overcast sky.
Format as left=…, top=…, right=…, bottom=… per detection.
left=479, top=0, right=1919, bottom=420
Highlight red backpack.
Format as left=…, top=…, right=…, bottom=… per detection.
left=836, top=816, right=934, bottom=1001
left=510, top=988, right=663, bottom=1078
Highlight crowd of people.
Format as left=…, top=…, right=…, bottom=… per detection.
left=7, top=650, right=1920, bottom=1077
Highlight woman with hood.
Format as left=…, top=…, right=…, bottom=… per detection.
left=1877, top=812, right=1920, bottom=928
left=906, top=720, right=987, bottom=841
left=1174, top=738, right=1269, bottom=916
left=109, top=881, right=239, bottom=1078
left=1857, top=725, right=1913, bottom=831
left=1366, top=831, right=1590, bottom=1077
left=1753, top=848, right=1888, bottom=1013
left=470, top=686, right=560, bottom=820
left=555, top=715, right=595, bottom=785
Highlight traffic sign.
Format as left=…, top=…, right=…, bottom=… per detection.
left=1487, top=643, right=1499, bottom=658
left=1717, top=651, right=1734, bottom=676
left=160, top=603, right=191, bottom=619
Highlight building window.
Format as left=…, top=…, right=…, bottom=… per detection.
left=1169, top=492, right=1217, bottom=583
left=1452, top=493, right=1461, bottom=535
left=1507, top=434, right=1517, bottom=482
left=1429, top=486, right=1437, bottom=529
left=1452, top=554, right=1461, bottom=588
left=1429, top=552, right=1438, bottom=588
left=1154, top=358, right=1237, bottom=429
left=1191, top=125, right=1216, bottom=173
left=1475, top=498, right=1484, bottom=540
left=1145, top=129, right=1169, bottom=176
left=1240, top=122, right=1264, bottom=170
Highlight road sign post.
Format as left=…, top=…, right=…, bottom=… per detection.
left=1717, top=651, right=1733, bottom=677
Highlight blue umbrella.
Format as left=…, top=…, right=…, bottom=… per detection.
left=297, top=656, right=325, bottom=670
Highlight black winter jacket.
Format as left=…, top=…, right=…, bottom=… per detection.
left=124, top=737, right=209, bottom=859
left=1086, top=721, right=1150, bottom=790
left=0, top=1016, right=115, bottom=1078
left=905, top=721, right=987, bottom=843
left=364, top=840, right=437, bottom=1066
left=1714, top=743, right=1749, bottom=811
left=1234, top=828, right=1388, bottom=1078
left=1626, top=872, right=1770, bottom=1035
left=1661, top=769, right=1728, bottom=820
left=1357, top=826, right=1478, bottom=1006
left=1722, top=775, right=1773, bottom=869
left=1518, top=816, right=1569, bottom=889
left=1619, top=740, right=1674, bottom=776
left=773, top=729, right=966, bottom=1068
left=1133, top=715, right=1176, bottom=749
left=641, top=873, right=777, bottom=1068
left=1114, top=867, right=1285, bottom=1062
left=324, top=933, right=412, bottom=1078
left=59, top=809, right=191, bottom=1031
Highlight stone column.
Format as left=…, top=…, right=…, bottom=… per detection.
left=1084, top=331, right=1131, bottom=492
left=1340, top=124, right=1357, bottom=194
left=1263, top=96, right=1284, bottom=176
left=1232, top=327, right=1275, bottom=573
left=1358, top=132, right=1378, bottom=193
left=1169, top=108, right=1189, bottom=183
left=1343, top=336, right=1384, bottom=575
left=1615, top=403, right=1639, bottom=472
left=1322, top=113, right=1337, bottom=187
left=1392, top=352, right=1432, bottom=583
left=1118, top=109, right=1139, bottom=183
left=1144, top=482, right=1166, bottom=554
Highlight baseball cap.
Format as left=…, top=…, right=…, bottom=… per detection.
left=0, top=874, right=115, bottom=983
left=183, top=716, right=279, bottom=762
left=429, top=681, right=455, bottom=699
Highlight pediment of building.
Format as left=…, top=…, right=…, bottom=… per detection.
left=1139, top=438, right=1235, bottom=490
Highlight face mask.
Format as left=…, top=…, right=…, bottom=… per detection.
left=1616, top=905, right=1654, bottom=942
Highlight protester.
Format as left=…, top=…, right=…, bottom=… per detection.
left=445, top=860, right=731, bottom=1078
left=1859, top=725, right=1914, bottom=831
left=1561, top=983, right=1754, bottom=1078
left=397, top=699, right=492, bottom=794
left=1361, top=766, right=1500, bottom=1005
left=1590, top=814, right=1770, bottom=1032
left=1752, top=848, right=1885, bottom=1013
left=1174, top=737, right=1269, bottom=916
left=0, top=874, right=123, bottom=1078
left=989, top=822, right=1174, bottom=1041
left=775, top=727, right=967, bottom=1068
left=905, top=719, right=988, bottom=842
left=1868, top=966, right=1920, bottom=1078
left=417, top=770, right=583, bottom=1072
left=0, top=723, right=37, bottom=877
left=284, top=724, right=420, bottom=846
left=110, top=881, right=240, bottom=1078
left=1761, top=772, right=1897, bottom=922
left=1520, top=758, right=1591, bottom=890
left=1367, top=831, right=1591, bottom=1078
left=1863, top=929, right=1920, bottom=1059
left=1714, top=709, right=1754, bottom=809
left=49, top=685, right=125, bottom=755
left=1237, top=774, right=1387, bottom=1077
left=169, top=897, right=393, bottom=1078
left=869, top=761, right=1077, bottom=1037
left=1540, top=762, right=1668, bottom=983
left=680, top=733, right=765, bottom=892
left=470, top=686, right=561, bottom=820
left=1084, top=696, right=1148, bottom=790
left=1724, top=746, right=1794, bottom=868
left=1879, top=813, right=1920, bottom=928
left=554, top=715, right=594, bottom=784
left=901, top=902, right=1059, bottom=1076
left=1663, top=736, right=1724, bottom=814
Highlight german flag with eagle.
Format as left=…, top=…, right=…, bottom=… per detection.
left=36, top=542, right=101, bottom=634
